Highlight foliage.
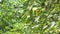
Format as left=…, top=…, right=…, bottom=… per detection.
left=0, top=0, right=60, bottom=34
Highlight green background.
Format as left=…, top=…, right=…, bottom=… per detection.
left=0, top=0, right=60, bottom=34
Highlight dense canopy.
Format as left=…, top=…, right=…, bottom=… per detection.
left=0, top=0, right=60, bottom=34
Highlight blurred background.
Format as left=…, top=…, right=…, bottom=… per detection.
left=0, top=0, right=60, bottom=34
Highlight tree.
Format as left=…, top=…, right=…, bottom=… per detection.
left=0, top=0, right=60, bottom=34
